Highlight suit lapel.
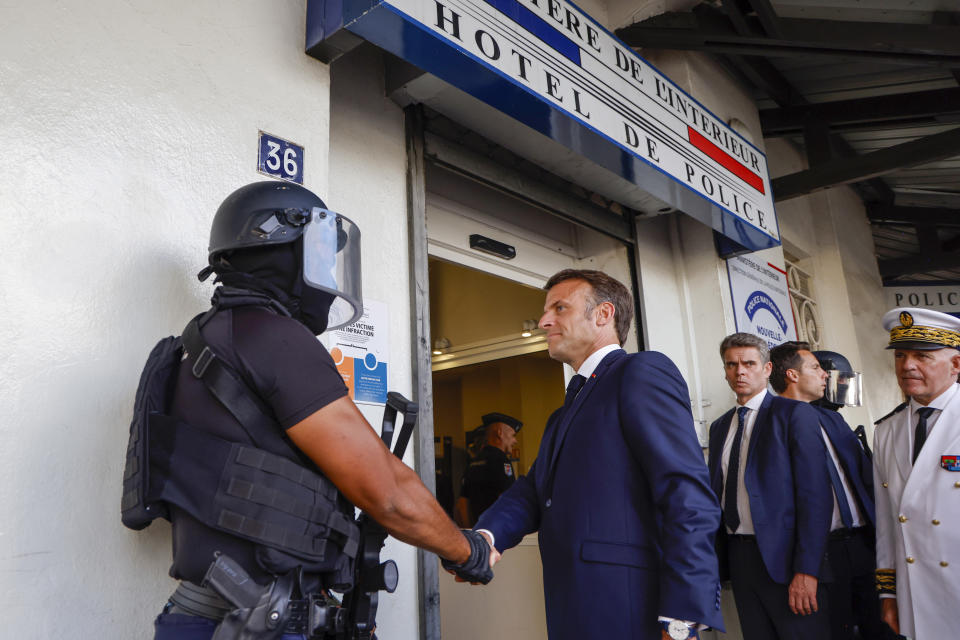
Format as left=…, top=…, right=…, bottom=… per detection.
left=746, top=392, right=772, bottom=464
left=546, top=349, right=624, bottom=473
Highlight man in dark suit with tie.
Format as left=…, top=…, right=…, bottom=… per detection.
left=708, top=333, right=833, bottom=640
left=769, top=342, right=898, bottom=640
left=471, top=269, right=724, bottom=640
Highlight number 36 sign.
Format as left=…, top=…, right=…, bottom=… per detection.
left=257, top=131, right=304, bottom=184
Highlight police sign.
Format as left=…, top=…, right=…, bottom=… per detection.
left=308, top=0, right=779, bottom=251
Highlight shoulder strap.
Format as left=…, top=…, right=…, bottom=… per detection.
left=874, top=401, right=908, bottom=425
left=181, top=313, right=286, bottom=454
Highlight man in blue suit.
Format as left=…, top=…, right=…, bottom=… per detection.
left=770, top=343, right=899, bottom=640
left=708, top=333, right=833, bottom=640
left=472, top=269, right=724, bottom=640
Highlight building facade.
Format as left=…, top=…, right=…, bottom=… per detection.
left=0, top=1, right=902, bottom=637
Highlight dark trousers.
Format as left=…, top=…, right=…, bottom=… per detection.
left=153, top=611, right=306, bottom=640
left=728, top=535, right=831, bottom=640
left=824, top=528, right=901, bottom=640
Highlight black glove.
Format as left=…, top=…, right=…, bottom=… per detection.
left=441, top=530, right=494, bottom=584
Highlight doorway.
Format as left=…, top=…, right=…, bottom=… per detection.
left=429, top=258, right=562, bottom=640
left=423, top=161, right=638, bottom=638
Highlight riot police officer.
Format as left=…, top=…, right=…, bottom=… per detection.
left=123, top=181, right=491, bottom=640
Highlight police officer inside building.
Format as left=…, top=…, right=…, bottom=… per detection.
left=124, top=181, right=492, bottom=640
left=454, top=412, right=521, bottom=527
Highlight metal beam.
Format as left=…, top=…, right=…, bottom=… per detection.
left=896, top=191, right=960, bottom=209
left=868, top=204, right=960, bottom=227
left=745, top=0, right=783, bottom=39
left=760, top=88, right=960, bottom=137
left=719, top=0, right=755, bottom=37
left=716, top=53, right=804, bottom=107
left=773, top=127, right=960, bottom=201
left=615, top=9, right=960, bottom=67
left=802, top=116, right=832, bottom=166
left=879, top=252, right=960, bottom=280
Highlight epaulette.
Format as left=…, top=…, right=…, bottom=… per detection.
left=875, top=402, right=907, bottom=425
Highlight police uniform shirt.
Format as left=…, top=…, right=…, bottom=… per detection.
left=168, top=305, right=348, bottom=585
left=461, top=445, right=515, bottom=518
left=720, top=388, right=767, bottom=535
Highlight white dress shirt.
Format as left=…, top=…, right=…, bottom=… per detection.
left=820, top=429, right=865, bottom=530
left=575, top=343, right=622, bottom=379
left=720, top=389, right=766, bottom=535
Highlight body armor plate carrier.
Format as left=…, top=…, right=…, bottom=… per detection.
left=121, top=289, right=359, bottom=589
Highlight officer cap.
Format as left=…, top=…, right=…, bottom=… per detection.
left=481, top=412, right=523, bottom=433
left=883, top=307, right=960, bottom=350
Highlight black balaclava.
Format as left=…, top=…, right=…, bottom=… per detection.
left=214, top=241, right=336, bottom=335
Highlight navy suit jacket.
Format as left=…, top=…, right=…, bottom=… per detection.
left=708, top=393, right=833, bottom=585
left=816, top=407, right=876, bottom=528
left=476, top=350, right=724, bottom=639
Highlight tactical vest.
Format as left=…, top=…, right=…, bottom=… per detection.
left=121, top=288, right=359, bottom=589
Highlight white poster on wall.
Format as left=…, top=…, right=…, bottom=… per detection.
left=727, top=255, right=797, bottom=348
left=327, top=299, right=389, bottom=405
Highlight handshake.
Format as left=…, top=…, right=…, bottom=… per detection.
left=441, top=529, right=500, bottom=584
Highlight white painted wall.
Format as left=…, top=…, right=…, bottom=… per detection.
left=0, top=1, right=425, bottom=638
left=767, top=138, right=899, bottom=430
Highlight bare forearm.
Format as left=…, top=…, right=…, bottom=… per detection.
left=364, top=460, right=470, bottom=563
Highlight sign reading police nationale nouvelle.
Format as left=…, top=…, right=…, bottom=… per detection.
left=727, top=255, right=797, bottom=348
left=307, top=0, right=779, bottom=249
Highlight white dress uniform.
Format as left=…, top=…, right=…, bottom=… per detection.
left=874, top=307, right=960, bottom=639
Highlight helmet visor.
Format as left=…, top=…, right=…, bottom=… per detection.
left=302, top=209, right=362, bottom=330
left=823, top=370, right=862, bottom=406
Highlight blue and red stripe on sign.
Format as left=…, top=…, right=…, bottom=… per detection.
left=688, top=126, right=764, bottom=194
left=481, top=0, right=580, bottom=65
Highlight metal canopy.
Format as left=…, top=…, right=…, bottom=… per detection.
left=616, top=0, right=960, bottom=284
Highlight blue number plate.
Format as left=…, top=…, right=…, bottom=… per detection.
left=258, top=132, right=304, bottom=184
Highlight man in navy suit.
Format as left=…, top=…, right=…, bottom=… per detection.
left=471, top=269, right=723, bottom=640
left=708, top=333, right=833, bottom=640
left=770, top=343, right=898, bottom=640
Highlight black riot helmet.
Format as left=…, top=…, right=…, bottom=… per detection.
left=812, top=350, right=863, bottom=411
left=199, top=181, right=362, bottom=333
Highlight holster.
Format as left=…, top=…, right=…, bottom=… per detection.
left=207, top=554, right=298, bottom=640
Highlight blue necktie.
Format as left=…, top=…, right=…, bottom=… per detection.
left=564, top=374, right=586, bottom=411
left=824, top=443, right=854, bottom=528
left=913, top=407, right=935, bottom=464
left=724, top=407, right=749, bottom=533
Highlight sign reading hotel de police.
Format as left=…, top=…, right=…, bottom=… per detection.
left=307, top=0, right=779, bottom=250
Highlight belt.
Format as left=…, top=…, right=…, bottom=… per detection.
left=166, top=581, right=324, bottom=634
left=829, top=526, right=868, bottom=540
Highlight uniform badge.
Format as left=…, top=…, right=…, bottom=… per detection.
left=899, top=311, right=914, bottom=327
left=941, top=455, right=960, bottom=471
left=504, top=464, right=513, bottom=477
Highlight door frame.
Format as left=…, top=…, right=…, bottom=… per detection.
left=404, top=104, right=644, bottom=639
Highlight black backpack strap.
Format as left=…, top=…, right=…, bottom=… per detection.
left=181, top=314, right=279, bottom=450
